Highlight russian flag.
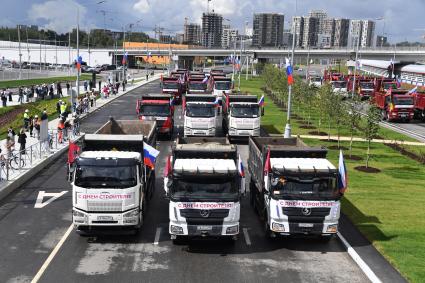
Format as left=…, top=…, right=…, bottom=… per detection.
left=213, top=96, right=219, bottom=107
left=263, top=148, right=271, bottom=189
left=408, top=86, right=418, bottom=95
left=143, top=142, right=160, bottom=170
left=238, top=154, right=245, bottom=177
left=258, top=95, right=265, bottom=107
left=202, top=76, right=208, bottom=83
left=122, top=51, right=128, bottom=65
left=285, top=57, right=294, bottom=85
left=338, top=150, right=348, bottom=193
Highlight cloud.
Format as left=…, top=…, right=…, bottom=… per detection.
left=133, top=0, right=151, bottom=13
left=28, top=0, right=88, bottom=33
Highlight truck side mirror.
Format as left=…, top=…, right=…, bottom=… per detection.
left=164, top=177, right=171, bottom=196
left=261, top=107, right=265, bottom=116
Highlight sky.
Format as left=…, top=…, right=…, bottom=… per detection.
left=1, top=0, right=424, bottom=43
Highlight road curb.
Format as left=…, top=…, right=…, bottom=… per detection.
left=0, top=76, right=161, bottom=202
left=337, top=232, right=382, bottom=283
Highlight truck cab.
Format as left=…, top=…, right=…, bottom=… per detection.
left=71, top=119, right=157, bottom=234
left=222, top=94, right=261, bottom=138
left=412, top=91, right=425, bottom=121
left=248, top=137, right=342, bottom=239
left=212, top=77, right=232, bottom=102
left=375, top=89, right=414, bottom=122
left=358, top=79, right=375, bottom=100
left=162, top=77, right=182, bottom=103
left=137, top=94, right=174, bottom=139
left=309, top=76, right=322, bottom=87
left=331, top=81, right=348, bottom=97
left=164, top=138, right=243, bottom=243
left=183, top=94, right=217, bottom=137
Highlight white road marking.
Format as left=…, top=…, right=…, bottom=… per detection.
left=34, top=191, right=68, bottom=208
left=154, top=227, right=162, bottom=245
left=243, top=228, right=251, bottom=246
left=31, top=224, right=73, bottom=283
left=337, top=232, right=382, bottom=283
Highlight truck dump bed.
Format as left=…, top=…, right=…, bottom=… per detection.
left=185, top=94, right=216, bottom=103
left=83, top=118, right=156, bottom=152
left=174, top=137, right=236, bottom=159
left=250, top=137, right=327, bottom=158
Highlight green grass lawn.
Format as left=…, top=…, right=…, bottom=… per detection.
left=240, top=76, right=425, bottom=283
left=0, top=74, right=94, bottom=89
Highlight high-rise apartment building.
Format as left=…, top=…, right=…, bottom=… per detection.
left=184, top=23, right=201, bottom=45
left=292, top=16, right=304, bottom=47
left=222, top=24, right=239, bottom=48
left=302, top=16, right=319, bottom=48
left=202, top=13, right=223, bottom=48
left=322, top=18, right=335, bottom=47
left=361, top=20, right=375, bottom=48
left=252, top=13, right=285, bottom=47
left=309, top=10, right=327, bottom=34
left=333, top=18, right=350, bottom=47
left=349, top=20, right=375, bottom=48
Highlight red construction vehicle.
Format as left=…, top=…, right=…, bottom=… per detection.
left=161, top=77, right=183, bottom=103
left=323, top=69, right=344, bottom=82
left=357, top=79, right=376, bottom=100
left=412, top=91, right=425, bottom=121
left=375, top=78, right=398, bottom=92
left=374, top=89, right=414, bottom=122
left=137, top=94, right=174, bottom=139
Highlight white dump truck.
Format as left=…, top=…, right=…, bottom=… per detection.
left=248, top=137, right=343, bottom=240
left=164, top=137, right=244, bottom=243
left=70, top=118, right=157, bottom=234
left=183, top=94, right=217, bottom=137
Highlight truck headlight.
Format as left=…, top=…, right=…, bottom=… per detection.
left=272, top=222, right=285, bottom=232
left=326, top=224, right=338, bottom=233
left=124, top=209, right=139, bottom=218
left=226, top=225, right=239, bottom=234
left=73, top=210, right=85, bottom=218
left=170, top=225, right=184, bottom=234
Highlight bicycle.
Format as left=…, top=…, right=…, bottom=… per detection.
left=8, top=153, right=26, bottom=170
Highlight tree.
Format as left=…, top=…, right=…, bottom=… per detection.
left=345, top=95, right=362, bottom=157
left=331, top=93, right=347, bottom=148
left=314, top=83, right=332, bottom=135
left=363, top=105, right=381, bottom=168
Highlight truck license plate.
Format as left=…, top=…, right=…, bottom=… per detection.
left=97, top=216, right=113, bottom=221
left=197, top=225, right=212, bottom=231
left=299, top=223, right=314, bottom=228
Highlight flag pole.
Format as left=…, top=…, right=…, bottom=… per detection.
left=284, top=15, right=296, bottom=138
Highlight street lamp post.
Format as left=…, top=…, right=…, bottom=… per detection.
left=18, top=25, right=22, bottom=79
left=351, top=35, right=361, bottom=99
left=75, top=7, right=80, bottom=114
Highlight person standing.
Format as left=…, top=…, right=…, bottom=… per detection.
left=7, top=88, right=12, bottom=102
left=84, top=80, right=88, bottom=92
left=56, top=100, right=62, bottom=116
left=29, top=114, right=34, bottom=137
left=57, top=118, right=65, bottom=144
left=33, top=115, right=40, bottom=139
left=7, top=128, right=16, bottom=152
left=31, top=85, right=35, bottom=102
left=66, top=82, right=70, bottom=96
left=23, top=109, right=30, bottom=130
left=18, top=128, right=27, bottom=154
left=122, top=79, right=126, bottom=91
left=1, top=89, right=7, bottom=107
left=98, top=80, right=101, bottom=92
left=57, top=82, right=62, bottom=97
left=4, top=137, right=14, bottom=159
left=18, top=87, right=24, bottom=104
left=49, top=84, right=54, bottom=99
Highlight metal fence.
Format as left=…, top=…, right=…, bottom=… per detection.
left=0, top=128, right=80, bottom=182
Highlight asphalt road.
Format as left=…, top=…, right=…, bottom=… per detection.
left=0, top=81, right=404, bottom=283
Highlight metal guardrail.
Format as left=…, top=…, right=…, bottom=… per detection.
left=0, top=128, right=80, bottom=182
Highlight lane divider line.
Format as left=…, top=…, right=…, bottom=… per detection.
left=31, top=224, right=74, bottom=283
left=154, top=227, right=162, bottom=245
left=243, top=228, right=251, bottom=246
left=337, top=232, right=382, bottom=283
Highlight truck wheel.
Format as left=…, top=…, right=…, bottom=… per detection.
left=381, top=110, right=387, bottom=120
left=385, top=111, right=390, bottom=121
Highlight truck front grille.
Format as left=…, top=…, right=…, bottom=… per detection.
left=282, top=207, right=330, bottom=223
left=180, top=209, right=229, bottom=225
left=87, top=201, right=123, bottom=212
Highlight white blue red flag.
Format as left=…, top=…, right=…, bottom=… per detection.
left=122, top=52, right=128, bottom=65
left=285, top=57, right=294, bottom=85
left=143, top=142, right=160, bottom=170
left=202, top=76, right=208, bottom=83
left=238, top=154, right=245, bottom=177
left=408, top=86, right=418, bottom=95
left=76, top=56, right=82, bottom=70
left=213, top=96, right=219, bottom=106
left=338, top=150, right=347, bottom=193
left=258, top=95, right=265, bottom=107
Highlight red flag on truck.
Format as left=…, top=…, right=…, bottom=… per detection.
left=264, top=148, right=271, bottom=176
left=68, top=141, right=80, bottom=164
left=164, top=155, right=172, bottom=177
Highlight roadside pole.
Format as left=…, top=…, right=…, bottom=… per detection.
left=123, top=31, right=126, bottom=82
left=284, top=18, right=296, bottom=138
left=351, top=36, right=360, bottom=99
left=75, top=7, right=79, bottom=114
left=18, top=25, right=22, bottom=80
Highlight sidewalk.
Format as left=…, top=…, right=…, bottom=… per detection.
left=269, top=133, right=425, bottom=146
left=0, top=73, right=162, bottom=190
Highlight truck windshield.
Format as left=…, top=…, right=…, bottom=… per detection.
left=332, top=82, right=347, bottom=88
left=360, top=82, right=374, bottom=89
left=140, top=104, right=170, bottom=116
left=189, top=83, right=207, bottom=90
left=163, top=82, right=179, bottom=89
left=75, top=165, right=137, bottom=188
left=186, top=104, right=215, bottom=118
left=171, top=175, right=238, bottom=201
left=230, top=104, right=259, bottom=118
left=215, top=81, right=231, bottom=90
left=311, top=77, right=321, bottom=82
left=270, top=174, right=339, bottom=200
left=393, top=97, right=414, bottom=105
